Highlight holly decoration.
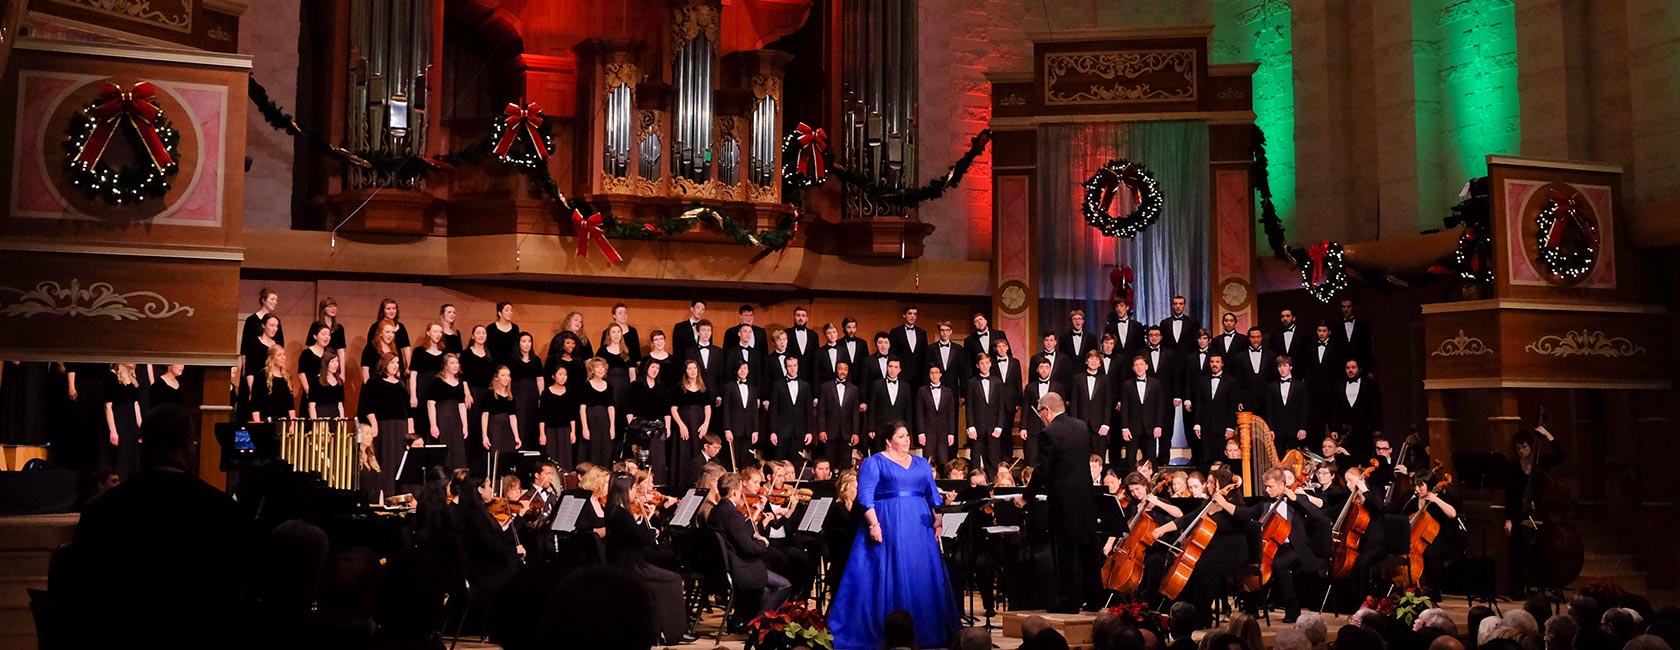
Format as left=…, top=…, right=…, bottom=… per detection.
left=1297, top=240, right=1349, bottom=303
left=1082, top=159, right=1163, bottom=238
left=64, top=81, right=182, bottom=204
left=1534, top=190, right=1599, bottom=281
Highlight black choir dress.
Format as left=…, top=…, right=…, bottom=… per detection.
left=602, top=351, right=633, bottom=405
left=550, top=355, right=586, bottom=392
left=360, top=377, right=411, bottom=498
left=483, top=322, right=521, bottom=363
left=628, top=379, right=672, bottom=480
left=442, top=330, right=464, bottom=354
left=643, top=353, right=678, bottom=388
left=248, top=374, right=295, bottom=422
left=147, top=378, right=183, bottom=409
left=483, top=391, right=519, bottom=454
left=360, top=345, right=404, bottom=381
left=604, top=505, right=688, bottom=642
left=460, top=347, right=496, bottom=448
left=509, top=353, right=544, bottom=449
left=425, top=377, right=470, bottom=469
left=309, top=381, right=344, bottom=418
left=671, top=387, right=711, bottom=487
left=538, top=386, right=576, bottom=470
left=297, top=346, right=327, bottom=396
left=102, top=375, right=142, bottom=478
left=578, top=381, right=616, bottom=466
left=311, top=320, right=347, bottom=353
left=242, top=312, right=285, bottom=351
left=409, top=349, right=446, bottom=435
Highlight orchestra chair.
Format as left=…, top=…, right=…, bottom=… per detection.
left=683, top=530, right=737, bottom=645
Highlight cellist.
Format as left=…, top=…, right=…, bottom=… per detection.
left=1503, top=425, right=1563, bottom=596
left=1168, top=468, right=1250, bottom=628
left=1330, top=464, right=1392, bottom=610
left=1107, top=472, right=1186, bottom=596
left=1400, top=468, right=1461, bottom=601
left=1238, top=466, right=1326, bottom=623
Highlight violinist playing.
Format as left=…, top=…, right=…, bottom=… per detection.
left=1400, top=468, right=1461, bottom=601
left=1504, top=425, right=1563, bottom=596
left=1238, top=466, right=1326, bottom=624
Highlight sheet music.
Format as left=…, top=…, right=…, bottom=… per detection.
left=798, top=497, right=833, bottom=533
left=551, top=495, right=586, bottom=532
left=941, top=512, right=969, bottom=539
left=982, top=525, right=1020, bottom=535
left=669, top=494, right=705, bottom=528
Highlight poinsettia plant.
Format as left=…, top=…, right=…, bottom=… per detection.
left=1107, top=601, right=1169, bottom=633
left=1362, top=589, right=1433, bottom=627
left=743, top=602, right=834, bottom=650
left=1362, top=593, right=1398, bottom=617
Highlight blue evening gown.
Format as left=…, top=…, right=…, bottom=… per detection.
left=828, top=453, right=960, bottom=650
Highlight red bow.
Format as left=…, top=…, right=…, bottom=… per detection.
left=1307, top=241, right=1331, bottom=286
left=1543, top=192, right=1599, bottom=250
left=1109, top=266, right=1135, bottom=307
left=74, top=81, right=175, bottom=172
left=493, top=102, right=547, bottom=160
left=571, top=210, right=623, bottom=264
left=794, top=122, right=828, bottom=181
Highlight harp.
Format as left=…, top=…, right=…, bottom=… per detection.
left=1237, top=411, right=1310, bottom=497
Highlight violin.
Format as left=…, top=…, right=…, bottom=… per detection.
left=488, top=496, right=515, bottom=526
left=1389, top=463, right=1453, bottom=589
left=767, top=485, right=813, bottom=507
left=1160, top=482, right=1238, bottom=600
left=1101, top=494, right=1162, bottom=593
left=1328, top=459, right=1380, bottom=580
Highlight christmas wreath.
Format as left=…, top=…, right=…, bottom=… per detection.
left=1534, top=191, right=1599, bottom=281
left=488, top=102, right=553, bottom=170
left=1297, top=240, right=1349, bottom=303
left=1082, top=159, right=1163, bottom=238
left=64, top=81, right=182, bottom=204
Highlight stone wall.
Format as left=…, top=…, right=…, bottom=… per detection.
left=238, top=1, right=301, bottom=230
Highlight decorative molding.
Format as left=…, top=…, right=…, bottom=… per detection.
left=1487, top=155, right=1622, bottom=175
left=0, top=279, right=195, bottom=320
left=1430, top=329, right=1495, bottom=357
left=600, top=172, right=658, bottom=196
left=605, top=62, right=638, bottom=89
left=51, top=0, right=192, bottom=33
left=206, top=25, right=232, bottom=42
left=1420, top=299, right=1665, bottom=315
left=989, top=110, right=1255, bottom=128
left=998, top=280, right=1029, bottom=316
left=670, top=4, right=720, bottom=51
left=1523, top=330, right=1646, bottom=358
left=0, top=349, right=238, bottom=365
left=1044, top=49, right=1196, bottom=105
left=16, top=36, right=253, bottom=69
left=1424, top=378, right=1670, bottom=391
left=0, top=239, right=243, bottom=261
left=1026, top=25, right=1214, bottom=42
left=750, top=75, right=782, bottom=101
left=998, top=93, right=1027, bottom=107
left=1216, top=87, right=1246, bottom=101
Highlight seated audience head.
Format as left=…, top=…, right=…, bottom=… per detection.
left=1469, top=606, right=1497, bottom=643
left=1479, top=617, right=1516, bottom=647
left=1169, top=601, right=1198, bottom=641
left=1416, top=608, right=1458, bottom=636
left=1569, top=596, right=1602, bottom=625
left=542, top=564, right=655, bottom=650
left=139, top=403, right=196, bottom=470
left=1503, top=610, right=1540, bottom=649
left=1622, top=636, right=1671, bottom=650
left=1431, top=636, right=1467, bottom=650
left=1336, top=624, right=1385, bottom=650
left=1296, top=612, right=1329, bottom=650
left=1204, top=633, right=1249, bottom=650
left=1090, top=612, right=1120, bottom=650
left=1228, top=612, right=1262, bottom=650
left=1020, top=615, right=1050, bottom=643
left=1525, top=596, right=1554, bottom=628
left=1605, top=608, right=1640, bottom=644
left=883, top=608, right=916, bottom=649
left=1109, top=624, right=1146, bottom=650
left=1277, top=629, right=1312, bottom=650
left=1543, top=615, right=1578, bottom=650
left=955, top=626, right=991, bottom=650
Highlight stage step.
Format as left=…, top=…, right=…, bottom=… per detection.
left=1581, top=553, right=1638, bottom=578
left=0, top=514, right=76, bottom=650
left=0, top=514, right=76, bottom=552
left=1571, top=570, right=1647, bottom=595
left=0, top=549, right=51, bottom=578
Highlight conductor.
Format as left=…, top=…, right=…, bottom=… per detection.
left=1016, top=392, right=1098, bottom=613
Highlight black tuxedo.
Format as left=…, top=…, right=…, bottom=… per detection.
left=816, top=380, right=862, bottom=466
left=729, top=344, right=766, bottom=392
left=767, top=351, right=794, bottom=385
left=915, top=384, right=959, bottom=466
left=719, top=380, right=762, bottom=447
left=708, top=502, right=770, bottom=590
left=1030, top=349, right=1074, bottom=387
left=1181, top=347, right=1215, bottom=397
left=1330, top=376, right=1383, bottom=459
left=1062, top=329, right=1100, bottom=360
left=1211, top=329, right=1245, bottom=359
left=1158, top=314, right=1200, bottom=352
left=888, top=325, right=928, bottom=386
left=671, top=319, right=704, bottom=359
left=1267, top=326, right=1306, bottom=361
left=865, top=378, right=912, bottom=452
left=1068, top=371, right=1114, bottom=443
left=784, top=325, right=818, bottom=369
left=839, top=336, right=867, bottom=370
left=965, top=375, right=1009, bottom=468
left=1237, top=496, right=1326, bottom=616
left=1106, top=318, right=1147, bottom=361
left=1019, top=379, right=1063, bottom=466
left=963, top=330, right=1005, bottom=369
left=685, top=344, right=728, bottom=398
left=1140, top=346, right=1179, bottom=398
left=1117, top=375, right=1170, bottom=467
left=814, top=343, right=850, bottom=385
left=766, top=378, right=813, bottom=461
left=1231, top=346, right=1277, bottom=411
left=724, top=324, right=768, bottom=356
left=925, top=341, right=967, bottom=396
left=1334, top=318, right=1375, bottom=370
left=1024, top=412, right=1099, bottom=610
left=1262, top=377, right=1312, bottom=450
left=1189, top=373, right=1239, bottom=467
left=858, top=353, right=895, bottom=396
left=1304, top=338, right=1344, bottom=439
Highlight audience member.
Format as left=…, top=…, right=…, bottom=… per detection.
left=1277, top=629, right=1313, bottom=650
left=540, top=564, right=655, bottom=650
left=1543, top=615, right=1579, bottom=650
left=1504, top=609, right=1541, bottom=650
left=1524, top=596, right=1555, bottom=629
left=1228, top=612, right=1263, bottom=650
left=1469, top=606, right=1498, bottom=649
left=1296, top=612, right=1329, bottom=650
left=1416, top=608, right=1459, bottom=637
left=1480, top=617, right=1515, bottom=647
left=883, top=609, right=918, bottom=650
left=954, top=626, right=992, bottom=650
left=1431, top=636, right=1467, bottom=650
left=1624, top=635, right=1673, bottom=650
left=1605, top=609, right=1641, bottom=649
left=1019, top=616, right=1051, bottom=649
left=1092, top=611, right=1121, bottom=650
left=1336, top=624, right=1385, bottom=650
left=1202, top=632, right=1249, bottom=650
left=1169, top=602, right=1200, bottom=650
left=1108, top=625, right=1147, bottom=650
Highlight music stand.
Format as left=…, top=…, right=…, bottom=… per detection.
left=216, top=421, right=279, bottom=472
left=396, top=445, right=448, bottom=493
left=1451, top=452, right=1509, bottom=490
left=1452, top=451, right=1513, bottom=610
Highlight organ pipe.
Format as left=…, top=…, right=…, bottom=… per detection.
left=841, top=0, right=918, bottom=217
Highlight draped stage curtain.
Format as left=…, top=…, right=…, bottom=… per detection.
left=1036, top=121, right=1211, bottom=333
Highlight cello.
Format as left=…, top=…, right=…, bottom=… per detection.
left=1159, top=482, right=1238, bottom=600
left=1100, top=495, right=1160, bottom=593
left=1384, top=432, right=1421, bottom=510
left=1390, top=464, right=1452, bottom=589
left=1328, top=459, right=1380, bottom=580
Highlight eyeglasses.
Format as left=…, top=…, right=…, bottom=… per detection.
left=1375, top=446, right=1391, bottom=452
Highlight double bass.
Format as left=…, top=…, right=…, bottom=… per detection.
left=1100, top=495, right=1160, bottom=593
left=1390, top=464, right=1452, bottom=588
left=1519, top=417, right=1584, bottom=588
left=1159, top=483, right=1238, bottom=600
left=1328, top=459, right=1381, bottom=580
left=1384, top=432, right=1421, bottom=509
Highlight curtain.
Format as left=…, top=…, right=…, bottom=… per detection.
left=1036, top=121, right=1211, bottom=333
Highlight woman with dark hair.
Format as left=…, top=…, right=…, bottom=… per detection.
left=601, top=323, right=636, bottom=405
left=561, top=311, right=593, bottom=360
left=1504, top=425, right=1564, bottom=595
left=509, top=332, right=546, bottom=450
left=481, top=366, right=522, bottom=477
left=484, top=302, right=520, bottom=363
left=427, top=353, right=471, bottom=469
left=362, top=353, right=412, bottom=498
left=308, top=355, right=345, bottom=418
left=410, top=322, right=448, bottom=436
left=149, top=364, right=185, bottom=409
left=242, top=314, right=281, bottom=382
left=248, top=346, right=296, bottom=423
left=461, top=325, right=495, bottom=470
left=315, top=296, right=347, bottom=352
left=670, top=359, right=712, bottom=485
left=298, top=322, right=333, bottom=399
left=641, top=329, right=676, bottom=387
left=538, top=365, right=576, bottom=470
left=601, top=472, right=691, bottom=644
left=438, top=303, right=463, bottom=353
left=449, top=469, right=523, bottom=595
left=545, top=331, right=585, bottom=392
left=577, top=358, right=616, bottom=466
left=103, top=363, right=144, bottom=478
left=242, top=287, right=284, bottom=355
left=627, top=359, right=671, bottom=479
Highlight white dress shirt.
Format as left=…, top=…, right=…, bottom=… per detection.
left=1345, top=378, right=1360, bottom=406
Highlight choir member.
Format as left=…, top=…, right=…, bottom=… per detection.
left=249, top=346, right=296, bottom=423
left=242, top=314, right=281, bottom=381
left=927, top=321, right=965, bottom=397
left=439, top=303, right=463, bottom=353
left=1182, top=329, right=1215, bottom=389
left=601, top=472, right=691, bottom=644
left=600, top=303, right=642, bottom=360
left=1118, top=355, right=1169, bottom=469
left=864, top=357, right=910, bottom=455
left=1070, top=350, right=1115, bottom=461
left=628, top=360, right=672, bottom=479
left=1159, top=295, right=1200, bottom=352
left=308, top=355, right=345, bottom=418
left=728, top=323, right=766, bottom=392
left=314, top=296, right=348, bottom=374
left=410, top=323, right=448, bottom=436
left=361, top=320, right=402, bottom=384
left=577, top=358, right=617, bottom=467
left=684, top=320, right=725, bottom=400
left=240, top=288, right=284, bottom=368
left=103, top=363, right=144, bottom=478
left=1263, top=356, right=1311, bottom=450
left=670, top=300, right=706, bottom=360
left=1187, top=354, right=1238, bottom=470
left=1141, top=327, right=1179, bottom=401
left=149, top=363, right=185, bottom=409
left=641, top=329, right=677, bottom=386
left=561, top=311, right=594, bottom=359
left=965, top=354, right=1008, bottom=470
left=481, top=366, right=522, bottom=478
left=766, top=357, right=813, bottom=462
left=1233, top=327, right=1276, bottom=411
left=1305, top=323, right=1342, bottom=438
left=1107, top=300, right=1146, bottom=360
left=889, top=305, right=928, bottom=388
left=671, top=360, right=714, bottom=482
left=1063, top=309, right=1099, bottom=359
left=426, top=353, right=471, bottom=469
left=1335, top=298, right=1374, bottom=371
left=538, top=365, right=576, bottom=471
left=1018, top=358, right=1063, bottom=466
left=485, top=302, right=521, bottom=363
left=510, top=332, right=546, bottom=450
left=1211, top=312, right=1243, bottom=358
left=992, top=338, right=1023, bottom=457
left=1031, top=332, right=1074, bottom=387
left=1267, top=308, right=1305, bottom=360
left=963, top=313, right=1004, bottom=367
left=1238, top=467, right=1326, bottom=623
left=1330, top=358, right=1382, bottom=460
left=726, top=304, right=769, bottom=355
left=859, top=332, right=894, bottom=392
left=363, top=353, right=413, bottom=498
left=916, top=365, right=958, bottom=467
left=839, top=317, right=867, bottom=364
left=1098, top=334, right=1121, bottom=379
left=545, top=331, right=585, bottom=392
left=298, top=323, right=333, bottom=398
left=601, top=323, right=636, bottom=404
left=817, top=361, right=861, bottom=469
left=717, top=361, right=758, bottom=466
left=785, top=306, right=817, bottom=370
left=816, top=322, right=849, bottom=384
left=767, top=329, right=794, bottom=385
left=366, top=299, right=413, bottom=368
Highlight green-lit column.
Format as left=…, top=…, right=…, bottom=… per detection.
left=1416, top=0, right=1520, bottom=230
left=1213, top=0, right=1296, bottom=243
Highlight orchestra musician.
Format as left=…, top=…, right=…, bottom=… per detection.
left=708, top=471, right=794, bottom=629
left=603, top=475, right=689, bottom=650
left=1504, top=425, right=1563, bottom=595
left=1398, top=468, right=1461, bottom=601
left=1104, top=472, right=1186, bottom=597
left=1238, top=466, right=1326, bottom=623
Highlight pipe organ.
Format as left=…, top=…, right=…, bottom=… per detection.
left=346, top=0, right=434, bottom=190
left=841, top=0, right=918, bottom=218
